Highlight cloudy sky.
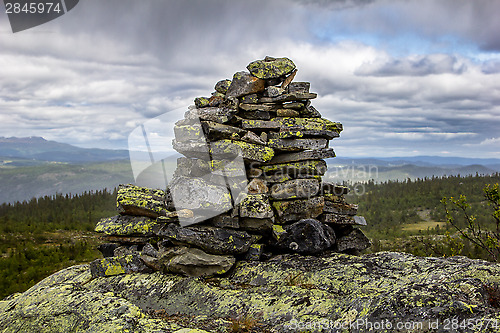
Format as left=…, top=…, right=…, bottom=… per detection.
left=1, top=0, right=499, bottom=158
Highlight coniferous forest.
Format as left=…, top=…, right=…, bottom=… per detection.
left=1, top=173, right=499, bottom=299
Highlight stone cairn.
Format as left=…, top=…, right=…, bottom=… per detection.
left=90, top=57, right=370, bottom=278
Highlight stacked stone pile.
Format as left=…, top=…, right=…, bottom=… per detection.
left=91, top=57, right=370, bottom=278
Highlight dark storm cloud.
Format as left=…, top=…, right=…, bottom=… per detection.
left=1, top=0, right=500, bottom=157
left=355, top=54, right=467, bottom=76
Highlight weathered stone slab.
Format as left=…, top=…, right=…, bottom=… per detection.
left=246, top=56, right=296, bottom=79
left=169, top=176, right=232, bottom=214
left=239, top=93, right=259, bottom=104
left=210, top=140, right=275, bottom=163
left=172, top=140, right=210, bottom=158
left=241, top=119, right=280, bottom=130
left=241, top=117, right=342, bottom=133
left=215, top=79, right=232, bottom=94
left=323, top=193, right=345, bottom=203
left=239, top=194, right=274, bottom=219
left=201, top=121, right=247, bottom=141
left=270, top=179, right=320, bottom=200
left=269, top=148, right=335, bottom=164
left=240, top=131, right=266, bottom=145
left=239, top=103, right=278, bottom=112
left=159, top=224, right=256, bottom=255
left=116, top=185, right=168, bottom=218
left=336, top=228, right=371, bottom=252
left=182, top=106, right=237, bottom=124
left=226, top=71, right=266, bottom=98
left=194, top=97, right=210, bottom=108
left=282, top=102, right=305, bottom=110
left=247, top=178, right=268, bottom=194
left=95, top=215, right=162, bottom=236
left=211, top=214, right=240, bottom=229
left=259, top=92, right=317, bottom=103
left=264, top=86, right=285, bottom=97
left=288, top=81, right=310, bottom=93
left=322, top=182, right=349, bottom=195
left=280, top=69, right=297, bottom=89
left=239, top=218, right=274, bottom=232
left=97, top=243, right=118, bottom=257
left=276, top=109, right=300, bottom=117
left=274, top=117, right=343, bottom=132
left=261, top=159, right=327, bottom=177
left=300, top=105, right=322, bottom=118
left=319, top=214, right=367, bottom=226
left=268, top=138, right=328, bottom=152
left=174, top=124, right=204, bottom=141
left=174, top=139, right=274, bottom=162
left=244, top=244, right=264, bottom=261
left=159, top=246, right=235, bottom=277
left=272, top=196, right=324, bottom=223
left=271, top=129, right=339, bottom=140
left=239, top=110, right=271, bottom=120
left=323, top=201, right=358, bottom=215
left=90, top=254, right=151, bottom=278
left=273, top=219, right=335, bottom=254
left=102, top=235, right=149, bottom=244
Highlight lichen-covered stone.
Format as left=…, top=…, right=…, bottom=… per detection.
left=270, top=178, right=320, bottom=200
left=200, top=121, right=247, bottom=141
left=272, top=196, right=325, bottom=223
left=260, top=159, right=328, bottom=177
left=182, top=106, right=237, bottom=124
left=268, top=138, right=328, bottom=152
left=226, top=71, right=266, bottom=98
left=259, top=91, right=318, bottom=103
left=269, top=148, right=335, bottom=164
left=158, top=246, right=235, bottom=277
left=335, top=228, right=371, bottom=252
left=238, top=110, right=271, bottom=120
left=272, top=128, right=339, bottom=140
left=211, top=214, right=240, bottom=229
left=169, top=176, right=232, bottom=214
left=209, top=139, right=275, bottom=163
left=239, top=194, right=274, bottom=219
left=288, top=81, right=310, bottom=93
left=324, top=201, right=358, bottom=215
left=194, top=96, right=210, bottom=108
left=246, top=178, right=268, bottom=194
left=300, top=104, right=322, bottom=118
left=95, top=215, right=162, bottom=236
left=89, top=254, right=151, bottom=277
left=244, top=244, right=264, bottom=261
left=5, top=252, right=499, bottom=333
left=174, top=124, right=204, bottom=141
left=322, top=182, right=350, bottom=195
left=264, top=86, right=285, bottom=97
left=159, top=224, right=257, bottom=255
left=239, top=217, right=274, bottom=232
left=239, top=93, right=259, bottom=104
left=116, top=184, right=168, bottom=218
left=320, top=214, right=367, bottom=226
left=239, top=103, right=277, bottom=112
left=273, top=218, right=335, bottom=254
left=214, top=79, right=232, bottom=94
left=276, top=108, right=300, bottom=117
left=246, top=56, right=296, bottom=79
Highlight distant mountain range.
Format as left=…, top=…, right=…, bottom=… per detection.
left=0, top=136, right=129, bottom=164
left=0, top=137, right=499, bottom=203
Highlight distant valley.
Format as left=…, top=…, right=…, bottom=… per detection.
left=0, top=136, right=499, bottom=204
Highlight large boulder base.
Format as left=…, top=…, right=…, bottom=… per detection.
left=1, top=252, right=500, bottom=333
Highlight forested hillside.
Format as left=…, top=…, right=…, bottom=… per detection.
left=0, top=190, right=116, bottom=298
